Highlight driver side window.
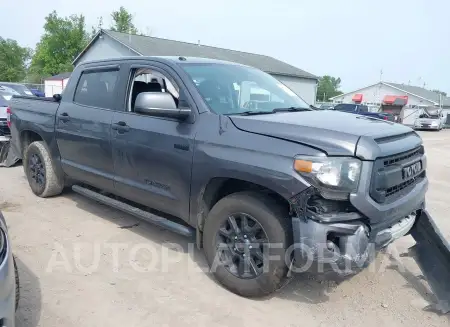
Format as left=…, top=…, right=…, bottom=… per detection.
left=128, top=68, right=187, bottom=112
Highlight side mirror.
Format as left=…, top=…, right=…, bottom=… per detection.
left=53, top=94, right=62, bottom=102
left=135, top=92, right=190, bottom=120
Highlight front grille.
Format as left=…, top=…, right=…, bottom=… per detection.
left=383, top=147, right=422, bottom=166
left=385, top=171, right=425, bottom=197
left=370, top=146, right=425, bottom=203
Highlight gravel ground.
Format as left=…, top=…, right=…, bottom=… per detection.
left=1, top=130, right=449, bottom=327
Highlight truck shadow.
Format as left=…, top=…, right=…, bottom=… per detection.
left=60, top=192, right=374, bottom=304
left=66, top=192, right=212, bottom=273
left=62, top=192, right=450, bottom=316
left=65, top=192, right=341, bottom=303
left=15, top=257, right=42, bottom=327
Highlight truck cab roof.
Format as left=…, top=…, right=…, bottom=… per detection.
left=78, top=56, right=247, bottom=68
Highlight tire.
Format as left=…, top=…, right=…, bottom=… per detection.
left=23, top=141, right=63, bottom=197
left=13, top=256, right=19, bottom=311
left=203, top=191, right=292, bottom=297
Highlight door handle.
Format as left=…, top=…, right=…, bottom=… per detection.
left=112, top=121, right=130, bottom=132
left=58, top=112, right=70, bottom=122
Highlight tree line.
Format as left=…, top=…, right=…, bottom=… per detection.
left=0, top=7, right=141, bottom=84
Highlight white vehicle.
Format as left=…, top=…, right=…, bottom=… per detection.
left=0, top=87, right=18, bottom=141
left=414, top=107, right=446, bottom=131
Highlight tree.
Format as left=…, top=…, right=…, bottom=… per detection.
left=316, top=75, right=343, bottom=102
left=30, top=11, right=89, bottom=78
left=432, top=89, right=447, bottom=97
left=110, top=7, right=138, bottom=34
left=91, top=16, right=104, bottom=38
left=0, top=37, right=31, bottom=82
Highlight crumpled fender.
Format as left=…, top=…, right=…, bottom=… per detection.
left=0, top=141, right=20, bottom=167
left=409, top=209, right=450, bottom=314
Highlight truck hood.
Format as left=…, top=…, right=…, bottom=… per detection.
left=229, top=111, right=417, bottom=159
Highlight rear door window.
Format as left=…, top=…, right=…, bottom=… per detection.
left=74, top=70, right=119, bottom=109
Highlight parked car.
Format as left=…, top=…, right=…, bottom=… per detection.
left=0, top=83, right=34, bottom=97
left=414, top=108, right=445, bottom=131
left=0, top=87, right=18, bottom=140
left=9, top=56, right=432, bottom=298
left=319, top=103, right=335, bottom=110
left=0, top=210, right=20, bottom=326
left=30, top=89, right=45, bottom=97
left=379, top=112, right=396, bottom=122
left=333, top=103, right=391, bottom=120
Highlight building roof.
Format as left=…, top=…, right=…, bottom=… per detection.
left=330, top=81, right=450, bottom=106
left=384, top=82, right=450, bottom=106
left=45, top=72, right=71, bottom=81
left=73, top=29, right=317, bottom=80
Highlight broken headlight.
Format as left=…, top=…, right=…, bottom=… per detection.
left=294, top=156, right=362, bottom=200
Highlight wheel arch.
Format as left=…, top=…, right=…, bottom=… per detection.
left=20, top=130, right=44, bottom=156
left=21, top=129, right=65, bottom=186
left=195, top=177, right=293, bottom=246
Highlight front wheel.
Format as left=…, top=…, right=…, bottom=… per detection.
left=203, top=191, right=292, bottom=297
left=23, top=141, right=64, bottom=197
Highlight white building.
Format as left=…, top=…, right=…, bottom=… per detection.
left=330, top=82, right=450, bottom=125
left=44, top=73, right=71, bottom=97
left=72, top=29, right=319, bottom=104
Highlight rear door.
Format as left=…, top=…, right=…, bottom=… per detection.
left=55, top=65, right=122, bottom=192
left=111, top=61, right=197, bottom=221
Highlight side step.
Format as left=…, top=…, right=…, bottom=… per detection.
left=72, top=185, right=195, bottom=238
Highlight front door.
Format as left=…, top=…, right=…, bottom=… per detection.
left=55, top=67, right=121, bottom=192
left=111, top=63, right=196, bottom=221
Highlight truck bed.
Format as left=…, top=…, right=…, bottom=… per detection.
left=10, top=95, right=60, bottom=119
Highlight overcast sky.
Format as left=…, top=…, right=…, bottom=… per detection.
left=1, top=0, right=449, bottom=92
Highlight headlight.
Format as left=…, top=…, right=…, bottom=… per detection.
left=294, top=156, right=362, bottom=199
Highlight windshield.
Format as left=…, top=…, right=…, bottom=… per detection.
left=180, top=63, right=309, bottom=114
left=419, top=114, right=439, bottom=119
left=0, top=83, right=33, bottom=96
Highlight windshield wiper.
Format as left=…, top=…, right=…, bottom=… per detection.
left=271, top=106, right=312, bottom=113
left=227, top=111, right=274, bottom=116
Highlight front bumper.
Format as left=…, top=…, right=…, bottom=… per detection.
left=0, top=213, right=16, bottom=327
left=291, top=210, right=420, bottom=276
left=414, top=124, right=440, bottom=130
left=0, top=252, right=15, bottom=327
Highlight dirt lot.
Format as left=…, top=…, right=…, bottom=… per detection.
left=1, top=130, right=449, bottom=327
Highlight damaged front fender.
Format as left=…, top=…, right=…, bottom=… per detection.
left=409, top=210, right=450, bottom=314
left=0, top=141, right=20, bottom=167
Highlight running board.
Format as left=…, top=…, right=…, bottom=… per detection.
left=409, top=210, right=450, bottom=314
left=72, top=185, right=194, bottom=238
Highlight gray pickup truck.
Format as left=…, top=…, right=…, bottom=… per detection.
left=7, top=57, right=448, bottom=305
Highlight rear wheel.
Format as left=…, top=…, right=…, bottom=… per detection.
left=203, top=191, right=292, bottom=297
left=23, top=141, right=63, bottom=197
